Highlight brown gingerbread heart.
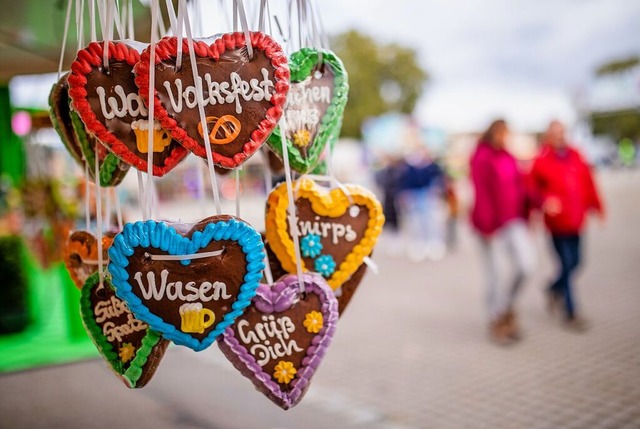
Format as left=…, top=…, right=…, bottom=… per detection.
left=135, top=32, right=290, bottom=168
left=68, top=41, right=188, bottom=176
left=63, top=231, right=115, bottom=289
left=107, top=215, right=265, bottom=351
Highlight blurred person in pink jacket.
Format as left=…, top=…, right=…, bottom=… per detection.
left=470, top=119, right=536, bottom=345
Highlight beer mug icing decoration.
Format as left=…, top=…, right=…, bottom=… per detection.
left=219, top=273, right=338, bottom=409
left=68, top=41, right=189, bottom=176
left=108, top=216, right=266, bottom=351
left=135, top=32, right=290, bottom=168
left=80, top=273, right=169, bottom=388
left=265, top=178, right=384, bottom=291
left=267, top=48, right=349, bottom=173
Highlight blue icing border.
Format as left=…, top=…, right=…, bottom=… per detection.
left=108, top=218, right=265, bottom=352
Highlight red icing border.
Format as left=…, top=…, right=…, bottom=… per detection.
left=68, top=41, right=189, bottom=177
left=134, top=32, right=290, bottom=169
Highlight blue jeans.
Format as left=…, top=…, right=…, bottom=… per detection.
left=550, top=234, right=581, bottom=318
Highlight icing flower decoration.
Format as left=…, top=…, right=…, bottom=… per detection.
left=273, top=360, right=297, bottom=384
left=301, top=233, right=323, bottom=258
left=314, top=254, right=336, bottom=278
left=303, top=310, right=324, bottom=334
left=118, top=343, right=136, bottom=363
left=292, top=129, right=311, bottom=148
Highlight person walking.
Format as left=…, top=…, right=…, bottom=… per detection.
left=470, top=119, right=536, bottom=345
left=530, top=121, right=605, bottom=331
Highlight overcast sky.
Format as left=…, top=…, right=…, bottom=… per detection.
left=317, top=0, right=640, bottom=132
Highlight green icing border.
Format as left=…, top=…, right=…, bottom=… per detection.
left=267, top=48, right=349, bottom=174
left=80, top=272, right=164, bottom=388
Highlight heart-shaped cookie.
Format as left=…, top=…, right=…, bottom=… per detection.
left=263, top=235, right=369, bottom=315
left=63, top=230, right=116, bottom=289
left=50, top=74, right=130, bottom=186
left=267, top=48, right=348, bottom=173
left=108, top=215, right=265, bottom=351
left=218, top=273, right=338, bottom=409
left=68, top=41, right=188, bottom=177
left=266, top=178, right=384, bottom=290
left=135, top=32, right=290, bottom=168
left=80, top=272, right=169, bottom=388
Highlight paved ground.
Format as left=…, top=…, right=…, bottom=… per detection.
left=1, top=170, right=639, bottom=429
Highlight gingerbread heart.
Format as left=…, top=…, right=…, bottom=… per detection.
left=218, top=273, right=338, bottom=409
left=267, top=48, right=348, bottom=173
left=68, top=41, right=188, bottom=177
left=108, top=215, right=265, bottom=351
left=266, top=178, right=384, bottom=290
left=50, top=74, right=130, bottom=186
left=135, top=32, right=290, bottom=169
left=80, top=272, right=169, bottom=388
left=263, top=235, right=369, bottom=315
left=63, top=230, right=116, bottom=289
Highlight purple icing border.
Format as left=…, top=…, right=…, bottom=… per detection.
left=219, top=273, right=338, bottom=409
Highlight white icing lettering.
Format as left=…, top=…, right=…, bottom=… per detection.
left=162, top=69, right=274, bottom=115
left=96, top=85, right=148, bottom=120
left=133, top=269, right=229, bottom=302
left=237, top=315, right=303, bottom=366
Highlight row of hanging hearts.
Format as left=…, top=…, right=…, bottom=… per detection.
left=50, top=32, right=348, bottom=183
left=64, top=179, right=383, bottom=409
left=52, top=30, right=384, bottom=410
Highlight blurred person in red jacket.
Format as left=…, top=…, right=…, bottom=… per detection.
left=470, top=119, right=536, bottom=345
left=530, top=120, right=605, bottom=331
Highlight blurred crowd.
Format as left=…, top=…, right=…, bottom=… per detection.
left=375, top=119, right=612, bottom=346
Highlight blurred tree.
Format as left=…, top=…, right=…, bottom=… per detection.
left=332, top=30, right=428, bottom=138
left=595, top=56, right=640, bottom=76
left=590, top=56, right=640, bottom=140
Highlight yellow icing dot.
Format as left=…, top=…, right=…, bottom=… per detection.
left=273, top=360, right=297, bottom=384
left=303, top=310, right=324, bottom=334
left=292, top=129, right=312, bottom=148
left=118, top=343, right=136, bottom=363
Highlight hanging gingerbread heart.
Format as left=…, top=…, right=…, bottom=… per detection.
left=80, top=272, right=169, bottom=388
left=68, top=41, right=188, bottom=177
left=263, top=235, right=369, bottom=315
left=50, top=74, right=130, bottom=186
left=63, top=230, right=116, bottom=289
left=267, top=48, right=348, bottom=173
left=134, top=32, right=290, bottom=169
left=108, top=215, right=265, bottom=351
left=49, top=74, right=86, bottom=167
left=218, top=273, right=338, bottom=409
left=266, top=178, right=384, bottom=290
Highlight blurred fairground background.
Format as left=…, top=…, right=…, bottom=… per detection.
left=1, top=1, right=640, bottom=428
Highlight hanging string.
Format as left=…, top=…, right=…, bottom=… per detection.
left=76, top=0, right=85, bottom=51
left=258, top=0, right=267, bottom=32
left=127, top=0, right=134, bottom=39
left=145, top=0, right=159, bottom=221
left=234, top=0, right=254, bottom=59
left=234, top=168, right=241, bottom=218
left=137, top=170, right=147, bottom=220
left=57, top=0, right=73, bottom=80
left=84, top=164, right=91, bottom=230
left=180, top=0, right=222, bottom=214
left=104, top=184, right=111, bottom=232
left=113, top=188, right=124, bottom=231
left=89, top=0, right=97, bottom=42
left=278, top=118, right=305, bottom=292
left=94, top=142, right=104, bottom=290
left=146, top=248, right=225, bottom=261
